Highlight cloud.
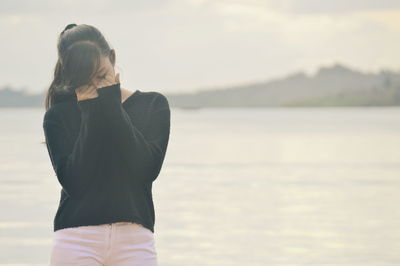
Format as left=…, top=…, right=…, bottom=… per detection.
left=0, top=0, right=170, bottom=15
left=199, top=0, right=400, bottom=14
left=286, top=0, right=400, bottom=14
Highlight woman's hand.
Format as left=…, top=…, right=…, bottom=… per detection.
left=75, top=82, right=99, bottom=102
left=96, top=70, right=120, bottom=90
left=75, top=69, right=120, bottom=101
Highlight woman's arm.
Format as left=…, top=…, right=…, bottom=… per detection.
left=96, top=83, right=171, bottom=183
left=43, top=96, right=109, bottom=199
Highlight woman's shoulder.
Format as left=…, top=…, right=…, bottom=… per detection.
left=146, top=90, right=170, bottom=110
left=129, top=89, right=169, bottom=110
left=43, top=104, right=63, bottom=124
left=43, top=101, right=78, bottom=127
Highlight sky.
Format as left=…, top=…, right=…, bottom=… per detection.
left=1, top=0, right=400, bottom=94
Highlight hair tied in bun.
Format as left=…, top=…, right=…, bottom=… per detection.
left=61, top=23, right=77, bottom=35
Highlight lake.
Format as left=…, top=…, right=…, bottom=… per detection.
left=0, top=107, right=399, bottom=265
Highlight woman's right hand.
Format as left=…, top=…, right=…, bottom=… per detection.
left=75, top=82, right=99, bottom=102
left=75, top=68, right=120, bottom=102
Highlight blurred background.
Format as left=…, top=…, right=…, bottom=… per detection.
left=1, top=0, right=400, bottom=265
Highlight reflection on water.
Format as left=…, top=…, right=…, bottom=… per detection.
left=0, top=107, right=399, bottom=265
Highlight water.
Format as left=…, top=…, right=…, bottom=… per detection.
left=0, top=107, right=399, bottom=265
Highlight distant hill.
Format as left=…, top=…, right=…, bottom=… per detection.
left=1, top=63, right=400, bottom=108
left=0, top=86, right=44, bottom=107
left=165, top=63, right=400, bottom=108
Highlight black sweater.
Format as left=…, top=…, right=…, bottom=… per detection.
left=42, top=83, right=170, bottom=233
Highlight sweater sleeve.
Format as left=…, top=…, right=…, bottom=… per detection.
left=43, top=96, right=108, bottom=199
left=96, top=83, right=171, bottom=182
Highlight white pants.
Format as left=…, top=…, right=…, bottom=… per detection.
left=50, top=222, right=158, bottom=266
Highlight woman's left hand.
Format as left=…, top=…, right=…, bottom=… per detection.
left=96, top=69, right=120, bottom=90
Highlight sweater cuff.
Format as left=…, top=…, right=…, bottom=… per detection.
left=97, top=83, right=121, bottom=104
left=77, top=96, right=101, bottom=114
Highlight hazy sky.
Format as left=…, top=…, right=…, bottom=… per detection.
left=1, top=0, right=400, bottom=94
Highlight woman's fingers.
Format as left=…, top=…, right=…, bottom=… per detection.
left=75, top=69, right=120, bottom=101
left=96, top=70, right=118, bottom=89
left=75, top=82, right=98, bottom=101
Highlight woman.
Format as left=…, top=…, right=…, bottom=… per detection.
left=42, top=23, right=170, bottom=265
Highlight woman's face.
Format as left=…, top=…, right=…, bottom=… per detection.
left=76, top=50, right=117, bottom=94
left=92, top=54, right=115, bottom=85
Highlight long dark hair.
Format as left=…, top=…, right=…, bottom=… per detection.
left=44, top=23, right=114, bottom=111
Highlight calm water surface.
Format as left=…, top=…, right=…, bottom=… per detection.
left=0, top=107, right=399, bottom=265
